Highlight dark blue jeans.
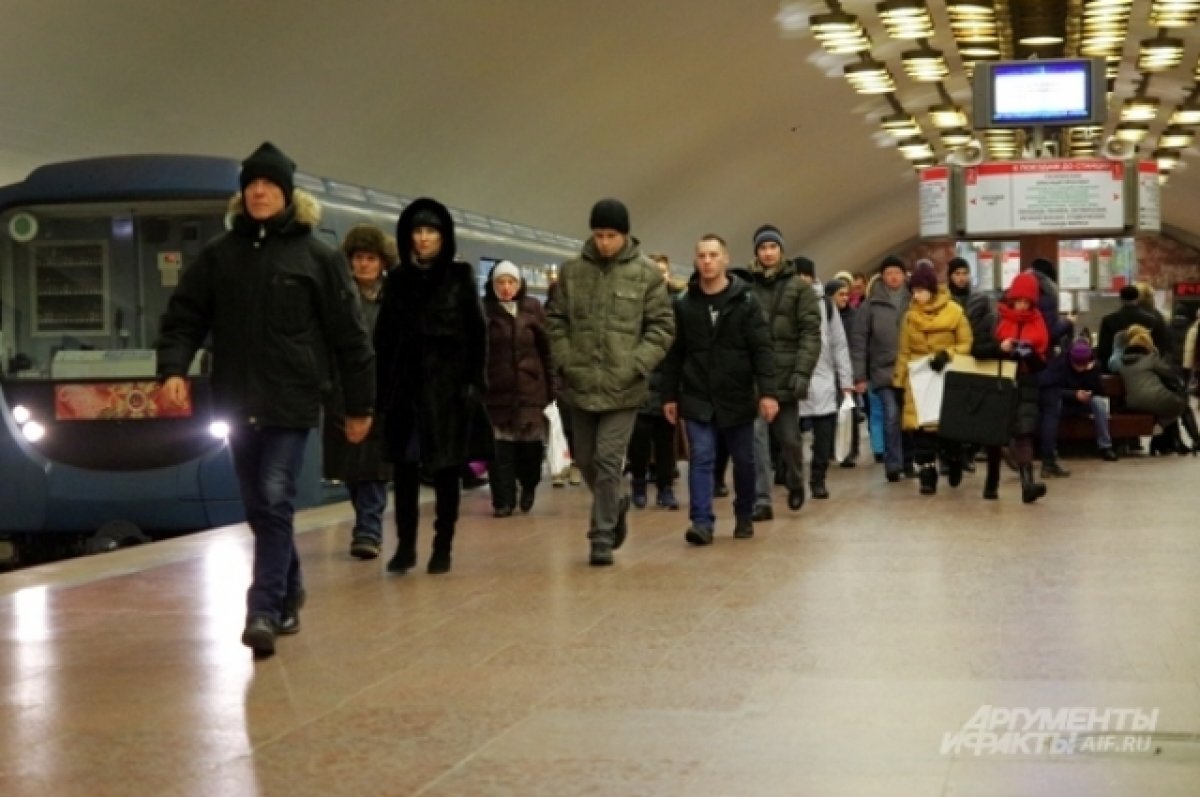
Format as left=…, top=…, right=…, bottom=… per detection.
left=347, top=480, right=389, bottom=543
left=229, top=426, right=309, bottom=625
left=685, top=419, right=755, bottom=529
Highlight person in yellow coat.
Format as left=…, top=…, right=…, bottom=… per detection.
left=892, top=260, right=973, bottom=495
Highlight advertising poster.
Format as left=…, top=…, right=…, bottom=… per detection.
left=55, top=381, right=192, bottom=421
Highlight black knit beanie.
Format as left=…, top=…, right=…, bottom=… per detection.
left=239, top=141, right=295, bottom=200
left=589, top=199, right=630, bottom=234
left=792, top=256, right=816, bottom=279
left=753, top=224, right=785, bottom=251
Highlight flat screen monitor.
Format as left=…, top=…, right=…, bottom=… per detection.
left=973, top=58, right=1107, bottom=128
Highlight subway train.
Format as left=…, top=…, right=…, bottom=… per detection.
left=0, top=154, right=576, bottom=563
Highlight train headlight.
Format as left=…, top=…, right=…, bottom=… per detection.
left=12, top=405, right=31, bottom=425
left=22, top=421, right=45, bottom=443
left=208, top=420, right=231, bottom=439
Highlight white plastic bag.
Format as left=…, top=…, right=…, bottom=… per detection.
left=907, top=355, right=946, bottom=427
left=834, top=393, right=856, bottom=463
left=544, top=401, right=570, bottom=476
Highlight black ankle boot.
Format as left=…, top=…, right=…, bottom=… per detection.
left=1018, top=465, right=1046, bottom=504
left=427, top=549, right=452, bottom=574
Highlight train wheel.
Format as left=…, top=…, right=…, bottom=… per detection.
left=85, top=521, right=150, bottom=555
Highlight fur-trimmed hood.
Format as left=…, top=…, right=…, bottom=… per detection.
left=396, top=197, right=457, bottom=267
left=226, top=188, right=322, bottom=229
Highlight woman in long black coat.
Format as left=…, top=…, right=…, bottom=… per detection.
left=375, top=198, right=491, bottom=575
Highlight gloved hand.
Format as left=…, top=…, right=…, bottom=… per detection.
left=788, top=373, right=810, bottom=401
left=930, top=350, right=951, bottom=373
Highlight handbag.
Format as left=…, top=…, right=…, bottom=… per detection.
left=938, top=358, right=1017, bottom=447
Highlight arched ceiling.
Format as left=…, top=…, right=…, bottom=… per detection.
left=1, top=1, right=1198, bottom=275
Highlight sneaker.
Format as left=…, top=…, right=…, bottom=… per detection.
left=241, top=616, right=277, bottom=658
left=350, top=537, right=381, bottom=560
left=750, top=505, right=774, bottom=522
left=589, top=540, right=614, bottom=566
left=386, top=548, right=417, bottom=574
left=1100, top=447, right=1119, bottom=462
left=684, top=524, right=714, bottom=546
left=552, top=470, right=567, bottom=488
left=568, top=465, right=583, bottom=486
left=612, top=496, right=632, bottom=550
left=656, top=486, right=679, bottom=510
left=631, top=481, right=648, bottom=509
left=733, top=518, right=754, bottom=539
left=839, top=457, right=857, bottom=469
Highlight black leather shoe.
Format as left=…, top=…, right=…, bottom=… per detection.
left=493, top=506, right=514, bottom=518
left=277, top=588, right=306, bottom=636
left=241, top=617, right=276, bottom=658
left=713, top=483, right=730, bottom=497
left=1100, top=448, right=1119, bottom=462
left=684, top=525, right=714, bottom=546
left=810, top=482, right=829, bottom=499
left=427, top=551, right=452, bottom=575
left=787, top=487, right=805, bottom=511
left=519, top=488, right=535, bottom=512
left=750, top=505, right=774, bottom=522
left=733, top=518, right=754, bottom=539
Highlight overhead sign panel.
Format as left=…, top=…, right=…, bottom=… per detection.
left=963, top=159, right=1126, bottom=236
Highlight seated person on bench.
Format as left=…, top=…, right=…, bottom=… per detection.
left=1043, top=339, right=1118, bottom=462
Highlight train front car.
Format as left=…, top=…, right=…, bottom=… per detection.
left=0, top=156, right=287, bottom=560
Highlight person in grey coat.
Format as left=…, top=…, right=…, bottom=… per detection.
left=850, top=256, right=912, bottom=482
left=794, top=261, right=852, bottom=499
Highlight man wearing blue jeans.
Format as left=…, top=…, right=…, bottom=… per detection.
left=158, top=143, right=375, bottom=658
left=661, top=234, right=777, bottom=545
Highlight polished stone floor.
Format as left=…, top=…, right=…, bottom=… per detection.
left=1, top=450, right=1199, bottom=796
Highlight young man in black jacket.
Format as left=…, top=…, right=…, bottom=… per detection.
left=157, top=142, right=375, bottom=659
left=661, top=234, right=778, bottom=545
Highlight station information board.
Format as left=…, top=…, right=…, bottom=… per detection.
left=1137, top=161, right=1161, bottom=232
left=963, top=160, right=1126, bottom=236
left=919, top=167, right=952, bottom=238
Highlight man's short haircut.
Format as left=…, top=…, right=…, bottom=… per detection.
left=698, top=233, right=727, bottom=249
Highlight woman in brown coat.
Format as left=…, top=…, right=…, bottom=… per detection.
left=484, top=261, right=554, bottom=516
left=892, top=261, right=972, bottom=495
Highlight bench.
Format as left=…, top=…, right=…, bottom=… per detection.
left=1057, top=374, right=1157, bottom=445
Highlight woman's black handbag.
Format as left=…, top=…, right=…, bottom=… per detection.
left=938, top=359, right=1017, bottom=447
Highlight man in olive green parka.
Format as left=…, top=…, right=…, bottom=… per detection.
left=546, top=199, right=675, bottom=566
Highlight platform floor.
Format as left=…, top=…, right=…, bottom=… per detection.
left=1, top=452, right=1199, bottom=796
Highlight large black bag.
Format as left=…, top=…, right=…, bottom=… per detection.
left=939, top=363, right=1017, bottom=447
